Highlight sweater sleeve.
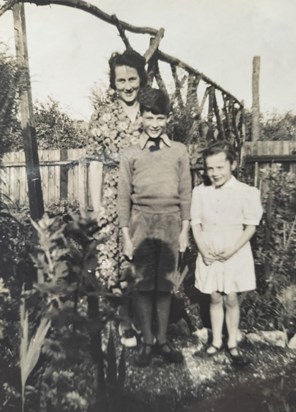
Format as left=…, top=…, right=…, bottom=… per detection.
left=118, top=149, right=133, bottom=228
left=179, top=147, right=192, bottom=220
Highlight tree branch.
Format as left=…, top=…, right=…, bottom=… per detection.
left=110, top=14, right=132, bottom=50
left=157, top=50, right=242, bottom=107
left=143, top=28, right=165, bottom=62
left=0, top=0, right=159, bottom=35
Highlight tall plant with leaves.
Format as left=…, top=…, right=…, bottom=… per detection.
left=20, top=211, right=119, bottom=411
left=241, top=167, right=296, bottom=332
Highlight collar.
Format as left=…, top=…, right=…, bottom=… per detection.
left=139, top=132, right=171, bottom=150
left=210, top=175, right=238, bottom=190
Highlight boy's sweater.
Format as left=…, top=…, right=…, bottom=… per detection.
left=118, top=136, right=191, bottom=228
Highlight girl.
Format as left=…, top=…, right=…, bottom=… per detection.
left=191, top=141, right=263, bottom=360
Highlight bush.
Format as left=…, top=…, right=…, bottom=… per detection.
left=5, top=98, right=88, bottom=152
left=241, top=166, right=296, bottom=332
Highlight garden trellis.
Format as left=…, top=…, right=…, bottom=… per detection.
left=0, top=0, right=245, bottom=209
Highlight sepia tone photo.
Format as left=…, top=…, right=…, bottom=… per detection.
left=0, top=1, right=295, bottom=411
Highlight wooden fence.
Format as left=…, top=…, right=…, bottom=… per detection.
left=0, top=149, right=94, bottom=209
left=243, top=140, right=296, bottom=186
left=2, top=141, right=296, bottom=208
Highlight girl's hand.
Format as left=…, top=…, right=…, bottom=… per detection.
left=201, top=250, right=217, bottom=266
left=215, top=247, right=236, bottom=262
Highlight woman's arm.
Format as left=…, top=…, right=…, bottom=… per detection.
left=121, top=227, right=133, bottom=260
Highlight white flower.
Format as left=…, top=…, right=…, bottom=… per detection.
left=101, top=113, right=112, bottom=123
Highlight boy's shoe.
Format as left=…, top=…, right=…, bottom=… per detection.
left=118, top=323, right=137, bottom=348
left=156, top=341, right=183, bottom=363
left=135, top=343, right=154, bottom=367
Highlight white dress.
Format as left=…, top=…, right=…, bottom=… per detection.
left=191, top=176, right=263, bottom=294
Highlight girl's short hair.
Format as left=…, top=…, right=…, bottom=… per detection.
left=203, top=141, right=237, bottom=164
left=108, top=49, right=147, bottom=90
left=139, top=87, right=171, bottom=116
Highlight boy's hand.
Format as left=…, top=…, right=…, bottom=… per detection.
left=179, top=220, right=190, bottom=253
left=179, top=230, right=189, bottom=253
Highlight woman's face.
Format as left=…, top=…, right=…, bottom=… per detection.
left=114, top=65, right=140, bottom=105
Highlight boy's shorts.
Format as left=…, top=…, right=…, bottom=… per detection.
left=127, top=208, right=181, bottom=293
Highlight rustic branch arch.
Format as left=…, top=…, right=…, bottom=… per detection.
left=0, top=0, right=245, bottom=152
left=1, top=0, right=245, bottom=197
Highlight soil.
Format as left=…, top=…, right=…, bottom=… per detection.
left=120, top=335, right=296, bottom=412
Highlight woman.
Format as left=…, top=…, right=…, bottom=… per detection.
left=88, top=49, right=147, bottom=347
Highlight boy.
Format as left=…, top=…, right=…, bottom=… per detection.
left=118, top=88, right=191, bottom=367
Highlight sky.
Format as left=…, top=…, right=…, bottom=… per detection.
left=0, top=0, right=296, bottom=120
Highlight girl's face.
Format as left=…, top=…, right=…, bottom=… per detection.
left=205, top=152, right=236, bottom=188
left=114, top=65, right=140, bottom=105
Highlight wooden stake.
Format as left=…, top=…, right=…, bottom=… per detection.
left=252, top=56, right=260, bottom=141
left=13, top=3, right=44, bottom=220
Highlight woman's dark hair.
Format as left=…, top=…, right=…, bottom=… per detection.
left=139, top=87, right=170, bottom=116
left=202, top=141, right=237, bottom=165
left=108, top=49, right=147, bottom=90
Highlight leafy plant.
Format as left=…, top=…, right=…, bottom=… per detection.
left=20, top=298, right=51, bottom=412
left=241, top=167, right=296, bottom=332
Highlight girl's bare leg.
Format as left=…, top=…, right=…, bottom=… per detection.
left=225, top=292, right=240, bottom=350
left=209, top=292, right=224, bottom=351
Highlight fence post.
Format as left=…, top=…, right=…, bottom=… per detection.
left=13, top=4, right=44, bottom=221
left=252, top=56, right=260, bottom=142
left=78, top=158, right=88, bottom=211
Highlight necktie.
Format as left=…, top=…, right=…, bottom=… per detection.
left=148, top=137, right=161, bottom=152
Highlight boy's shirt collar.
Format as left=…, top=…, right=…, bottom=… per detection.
left=139, top=132, right=171, bottom=150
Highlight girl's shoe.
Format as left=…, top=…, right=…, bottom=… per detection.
left=156, top=341, right=183, bottom=363
left=194, top=344, right=223, bottom=358
left=227, top=346, right=249, bottom=365
left=206, top=344, right=223, bottom=356
left=135, top=343, right=154, bottom=367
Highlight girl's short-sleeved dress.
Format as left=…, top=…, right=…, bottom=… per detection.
left=190, top=176, right=263, bottom=294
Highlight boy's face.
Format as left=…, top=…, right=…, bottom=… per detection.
left=141, top=111, right=168, bottom=139
left=205, top=152, right=236, bottom=188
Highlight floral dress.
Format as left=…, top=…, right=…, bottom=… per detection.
left=88, top=91, right=142, bottom=289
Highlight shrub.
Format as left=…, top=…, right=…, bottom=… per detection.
left=241, top=166, right=296, bottom=332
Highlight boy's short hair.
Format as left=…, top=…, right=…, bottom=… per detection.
left=139, top=87, right=171, bottom=116
left=203, top=140, right=237, bottom=165
left=108, top=49, right=147, bottom=90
